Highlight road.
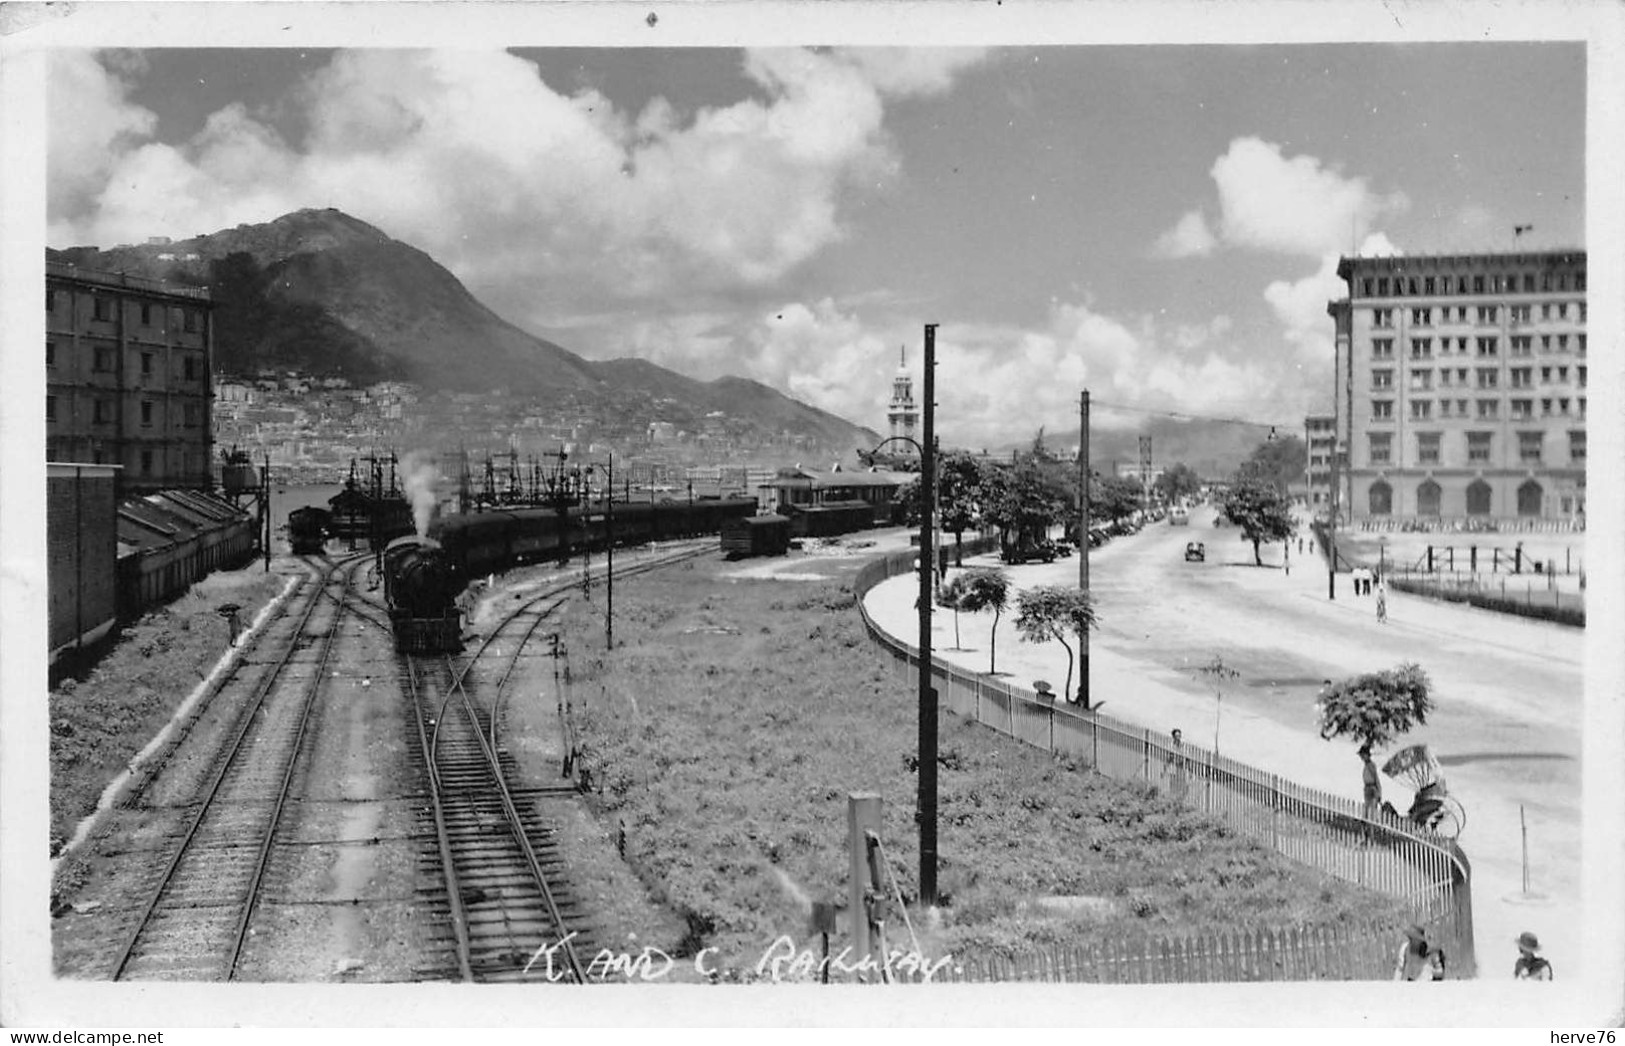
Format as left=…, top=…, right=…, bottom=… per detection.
left=865, top=504, right=1587, bottom=982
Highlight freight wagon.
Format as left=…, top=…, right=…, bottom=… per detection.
left=720, top=514, right=791, bottom=559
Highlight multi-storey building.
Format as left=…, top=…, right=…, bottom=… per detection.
left=46, top=260, right=215, bottom=494
left=1328, top=251, right=1586, bottom=523
left=1303, top=414, right=1336, bottom=513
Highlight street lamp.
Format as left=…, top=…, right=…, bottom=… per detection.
left=865, top=321, right=939, bottom=906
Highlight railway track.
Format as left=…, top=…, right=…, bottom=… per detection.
left=109, top=553, right=368, bottom=980
left=404, top=539, right=715, bottom=982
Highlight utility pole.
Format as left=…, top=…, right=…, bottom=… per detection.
left=918, top=322, right=938, bottom=907
left=606, top=451, right=614, bottom=651
left=1079, top=391, right=1090, bottom=708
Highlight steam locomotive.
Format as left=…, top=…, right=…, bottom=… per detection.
left=287, top=506, right=333, bottom=555
left=385, top=496, right=759, bottom=653
left=382, top=535, right=464, bottom=653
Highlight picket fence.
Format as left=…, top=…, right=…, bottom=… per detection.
left=853, top=540, right=1477, bottom=981
left=939, top=920, right=1409, bottom=984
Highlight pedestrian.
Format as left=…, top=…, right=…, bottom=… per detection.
left=1360, top=743, right=1382, bottom=822
left=1514, top=932, right=1553, bottom=980
left=1395, top=923, right=1446, bottom=981
left=1376, top=584, right=1388, bottom=624
left=1165, top=728, right=1189, bottom=802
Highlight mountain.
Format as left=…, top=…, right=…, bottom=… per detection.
left=49, top=209, right=880, bottom=455
left=990, top=417, right=1276, bottom=481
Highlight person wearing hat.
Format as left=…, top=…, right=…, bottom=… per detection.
left=1514, top=932, right=1553, bottom=980
left=1395, top=923, right=1446, bottom=981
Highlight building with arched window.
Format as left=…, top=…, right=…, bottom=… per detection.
left=1329, top=251, right=1586, bottom=524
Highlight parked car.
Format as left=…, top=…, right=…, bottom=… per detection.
left=1184, top=541, right=1206, bottom=563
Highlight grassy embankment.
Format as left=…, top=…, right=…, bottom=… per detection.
left=557, top=554, right=1409, bottom=970
left=49, top=568, right=289, bottom=855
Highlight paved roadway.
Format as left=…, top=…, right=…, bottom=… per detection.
left=863, top=504, right=1589, bottom=984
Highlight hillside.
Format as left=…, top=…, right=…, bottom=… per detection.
left=990, top=417, right=1274, bottom=481
left=49, top=209, right=879, bottom=456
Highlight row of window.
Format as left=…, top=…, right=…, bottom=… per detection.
left=1391, top=302, right=1586, bottom=327
left=1371, top=333, right=1585, bottom=359
left=1357, top=270, right=1584, bottom=299
left=48, top=288, right=206, bottom=333
left=1366, top=478, right=1554, bottom=517
left=1372, top=397, right=1585, bottom=422
left=45, top=395, right=204, bottom=427
left=46, top=342, right=205, bottom=380
left=1368, top=429, right=1584, bottom=466
left=1373, top=365, right=1585, bottom=390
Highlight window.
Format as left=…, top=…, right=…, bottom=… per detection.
left=1524, top=274, right=1536, bottom=292
left=1540, top=335, right=1551, bottom=352
left=1424, top=277, right=1436, bottom=295
left=1579, top=302, right=1587, bottom=323
left=1369, top=433, right=1392, bottom=465
left=141, top=450, right=154, bottom=475
left=45, top=395, right=56, bottom=422
left=1467, top=431, right=1493, bottom=463
left=1518, top=431, right=1544, bottom=463
left=1476, top=337, right=1498, bottom=357
left=1556, top=303, right=1567, bottom=320
left=1410, top=338, right=1433, bottom=359
left=1372, top=308, right=1394, bottom=329
left=1511, top=399, right=1533, bottom=421
left=183, top=402, right=201, bottom=428
left=93, top=346, right=113, bottom=372
left=1477, top=400, right=1499, bottom=419
left=1371, top=338, right=1394, bottom=359
left=140, top=401, right=153, bottom=427
left=1362, top=278, right=1374, bottom=297
left=1456, top=307, right=1469, bottom=323
left=1439, top=400, right=1452, bottom=417
left=1579, top=366, right=1587, bottom=388
left=1557, top=366, right=1569, bottom=383
left=184, top=356, right=198, bottom=381
left=1510, top=305, right=1531, bottom=324
left=93, top=296, right=112, bottom=321
left=1477, top=368, right=1499, bottom=389
left=1378, top=278, right=1390, bottom=296
left=1511, top=335, right=1532, bottom=356
left=141, top=303, right=153, bottom=326
left=1510, top=367, right=1532, bottom=388
left=1477, top=305, right=1498, bottom=324
left=141, top=352, right=154, bottom=375
left=1474, top=275, right=1485, bottom=294
left=1541, top=398, right=1553, bottom=417
left=1557, top=334, right=1569, bottom=352
left=184, top=309, right=202, bottom=333
left=1578, top=397, right=1586, bottom=418
left=1410, top=400, right=1433, bottom=420
left=1410, top=369, right=1433, bottom=390
left=1439, top=369, right=1452, bottom=388
left=1456, top=337, right=1470, bottom=353
left=1372, top=368, right=1394, bottom=389
left=1411, top=308, right=1432, bottom=326
left=45, top=342, right=55, bottom=368
left=1570, top=430, right=1586, bottom=464
left=1371, top=399, right=1394, bottom=420
left=1540, top=366, right=1552, bottom=383
left=1417, top=432, right=1441, bottom=465
left=93, top=399, right=111, bottom=424
left=1578, top=335, right=1586, bottom=354
left=1541, top=303, right=1551, bottom=320
left=1558, top=398, right=1570, bottom=415
left=1576, top=272, right=1586, bottom=291
left=1456, top=399, right=1468, bottom=416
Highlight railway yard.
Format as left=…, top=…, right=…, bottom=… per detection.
left=51, top=542, right=706, bottom=984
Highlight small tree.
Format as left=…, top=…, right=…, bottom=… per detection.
left=1196, top=655, right=1241, bottom=753
left=1221, top=476, right=1297, bottom=566
left=938, top=572, right=969, bottom=650
left=956, top=569, right=1011, bottom=675
left=1014, top=585, right=1099, bottom=708
left=1316, top=663, right=1435, bottom=786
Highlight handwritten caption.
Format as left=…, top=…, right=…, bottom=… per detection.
left=524, top=933, right=955, bottom=983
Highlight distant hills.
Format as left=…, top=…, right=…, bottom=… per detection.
left=992, top=417, right=1283, bottom=481
left=49, top=208, right=880, bottom=457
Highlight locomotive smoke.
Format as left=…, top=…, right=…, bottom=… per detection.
left=400, top=450, right=439, bottom=536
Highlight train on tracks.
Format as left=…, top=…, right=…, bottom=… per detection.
left=287, top=506, right=333, bottom=554
left=385, top=497, right=759, bottom=652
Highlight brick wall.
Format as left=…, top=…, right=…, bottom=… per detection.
left=47, top=467, right=118, bottom=657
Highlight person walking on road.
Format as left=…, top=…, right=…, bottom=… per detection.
left=1376, top=583, right=1388, bottom=624
left=1514, top=932, right=1553, bottom=980
left=1396, top=924, right=1446, bottom=981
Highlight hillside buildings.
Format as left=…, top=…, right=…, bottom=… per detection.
left=1328, top=250, right=1586, bottom=524
left=46, top=260, right=215, bottom=494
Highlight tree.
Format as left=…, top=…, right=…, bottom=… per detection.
left=1243, top=435, right=1309, bottom=496
left=1196, top=655, right=1241, bottom=753
left=1154, top=462, right=1204, bottom=505
left=980, top=454, right=1070, bottom=560
left=1316, top=663, right=1434, bottom=750
left=1316, top=663, right=1434, bottom=792
left=956, top=569, right=1011, bottom=675
left=1014, top=585, right=1099, bottom=708
left=937, top=451, right=984, bottom=566
left=1221, top=477, right=1297, bottom=566
left=1095, top=475, right=1144, bottom=525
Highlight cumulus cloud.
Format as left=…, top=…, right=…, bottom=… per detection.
left=46, top=50, right=157, bottom=236
left=1265, top=232, right=1402, bottom=364
left=1154, top=137, right=1408, bottom=260
left=51, top=47, right=989, bottom=308
left=1153, top=210, right=1217, bottom=259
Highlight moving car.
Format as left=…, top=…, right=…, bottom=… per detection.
left=1184, top=541, right=1206, bottom=563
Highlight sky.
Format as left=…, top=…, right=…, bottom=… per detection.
left=45, top=42, right=1585, bottom=448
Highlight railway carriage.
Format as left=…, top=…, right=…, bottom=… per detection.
left=287, top=506, right=332, bottom=554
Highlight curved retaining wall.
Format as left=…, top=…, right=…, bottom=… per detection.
left=854, top=542, right=1477, bottom=976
